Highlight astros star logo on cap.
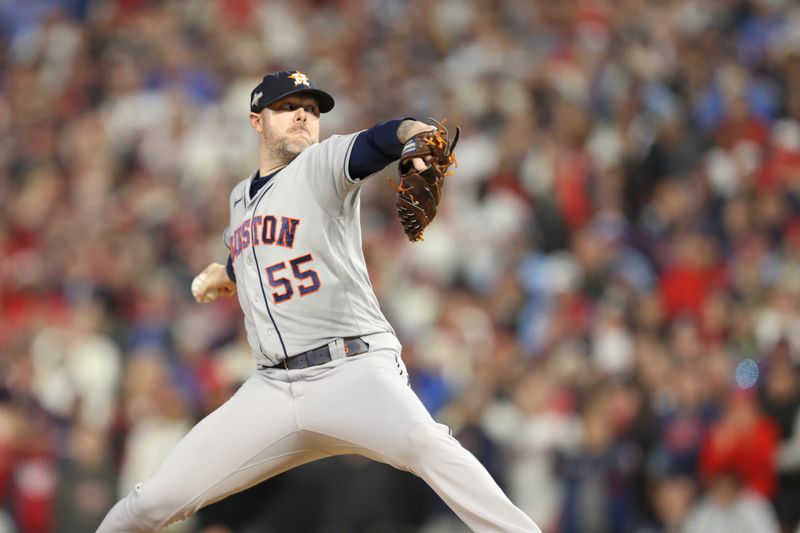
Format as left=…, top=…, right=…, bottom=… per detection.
left=288, top=71, right=310, bottom=87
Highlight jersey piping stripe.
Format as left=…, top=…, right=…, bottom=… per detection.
left=248, top=181, right=289, bottom=360
left=342, top=134, right=358, bottom=184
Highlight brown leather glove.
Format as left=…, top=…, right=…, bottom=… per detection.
left=390, top=120, right=460, bottom=242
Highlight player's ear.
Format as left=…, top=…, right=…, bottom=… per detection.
left=249, top=112, right=263, bottom=132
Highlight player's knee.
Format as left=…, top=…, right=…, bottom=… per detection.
left=126, top=482, right=189, bottom=530
left=123, top=483, right=163, bottom=529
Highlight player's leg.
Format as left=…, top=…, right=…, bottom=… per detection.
left=96, top=372, right=325, bottom=533
left=298, top=340, right=541, bottom=533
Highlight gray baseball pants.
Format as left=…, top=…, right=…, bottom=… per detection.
left=96, top=333, right=539, bottom=532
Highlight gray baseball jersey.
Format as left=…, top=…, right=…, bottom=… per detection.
left=226, top=132, right=393, bottom=366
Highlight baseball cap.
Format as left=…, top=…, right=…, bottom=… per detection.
left=250, top=70, right=335, bottom=114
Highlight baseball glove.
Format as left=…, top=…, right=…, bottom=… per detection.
left=389, top=119, right=460, bottom=242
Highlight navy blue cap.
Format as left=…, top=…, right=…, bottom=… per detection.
left=250, top=70, right=335, bottom=114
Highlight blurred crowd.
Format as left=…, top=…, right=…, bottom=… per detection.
left=2, top=0, right=800, bottom=532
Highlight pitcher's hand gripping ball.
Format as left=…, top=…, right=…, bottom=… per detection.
left=191, top=263, right=235, bottom=303
left=389, top=120, right=460, bottom=242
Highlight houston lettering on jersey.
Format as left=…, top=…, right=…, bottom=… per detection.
left=231, top=215, right=300, bottom=259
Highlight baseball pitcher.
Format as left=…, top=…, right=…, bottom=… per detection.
left=97, top=70, right=540, bottom=533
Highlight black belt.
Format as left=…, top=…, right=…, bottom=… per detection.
left=264, top=337, right=370, bottom=370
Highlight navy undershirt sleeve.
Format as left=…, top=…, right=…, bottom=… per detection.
left=226, top=254, right=236, bottom=282
left=348, top=117, right=414, bottom=181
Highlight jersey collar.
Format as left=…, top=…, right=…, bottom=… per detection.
left=243, top=169, right=260, bottom=209
left=244, top=166, right=288, bottom=208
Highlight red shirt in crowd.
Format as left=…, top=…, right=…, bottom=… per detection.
left=698, top=399, right=780, bottom=498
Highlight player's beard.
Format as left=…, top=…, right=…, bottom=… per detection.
left=265, top=127, right=316, bottom=166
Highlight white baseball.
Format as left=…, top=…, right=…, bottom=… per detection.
left=191, top=271, right=216, bottom=303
